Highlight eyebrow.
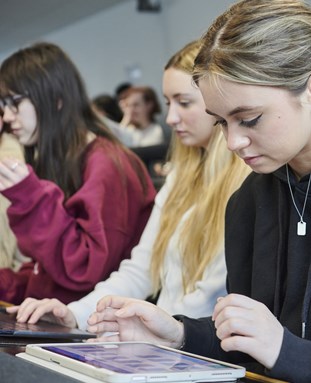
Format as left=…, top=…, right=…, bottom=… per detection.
left=205, top=106, right=256, bottom=117
left=171, top=93, right=193, bottom=99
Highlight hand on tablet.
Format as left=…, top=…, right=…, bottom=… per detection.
left=7, top=297, right=77, bottom=328
left=212, top=293, right=284, bottom=369
left=87, top=295, right=184, bottom=349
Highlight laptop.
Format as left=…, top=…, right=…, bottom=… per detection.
left=23, top=341, right=246, bottom=382
left=0, top=309, right=95, bottom=340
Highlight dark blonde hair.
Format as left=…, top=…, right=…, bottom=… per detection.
left=194, top=0, right=311, bottom=93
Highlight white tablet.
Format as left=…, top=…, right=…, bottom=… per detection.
left=25, top=341, right=245, bottom=382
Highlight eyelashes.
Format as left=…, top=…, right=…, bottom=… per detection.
left=213, top=114, right=262, bottom=128
left=240, top=114, right=262, bottom=128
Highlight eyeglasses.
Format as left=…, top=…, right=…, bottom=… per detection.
left=0, top=94, right=28, bottom=117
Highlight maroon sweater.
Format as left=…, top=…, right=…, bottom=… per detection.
left=0, top=137, right=155, bottom=304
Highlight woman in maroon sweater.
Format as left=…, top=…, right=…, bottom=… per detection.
left=0, top=42, right=155, bottom=304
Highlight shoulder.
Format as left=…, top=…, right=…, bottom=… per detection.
left=84, top=137, right=128, bottom=163
left=226, top=168, right=286, bottom=220
left=151, top=123, right=164, bottom=135
left=83, top=137, right=152, bottom=186
left=154, top=171, right=175, bottom=207
left=82, top=137, right=129, bottom=176
left=229, top=170, right=282, bottom=202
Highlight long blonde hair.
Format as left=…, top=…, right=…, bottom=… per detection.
left=150, top=41, right=250, bottom=294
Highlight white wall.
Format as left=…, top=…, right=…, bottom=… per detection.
left=161, top=0, right=234, bottom=58
left=44, top=0, right=168, bottom=98
left=7, top=0, right=311, bottom=111
left=0, top=0, right=238, bottom=101
left=3, top=0, right=311, bottom=101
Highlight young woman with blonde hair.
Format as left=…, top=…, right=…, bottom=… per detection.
left=8, top=40, right=249, bottom=331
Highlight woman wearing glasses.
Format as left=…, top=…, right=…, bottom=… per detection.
left=0, top=42, right=155, bottom=305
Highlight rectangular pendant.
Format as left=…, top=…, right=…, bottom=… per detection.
left=297, top=221, right=306, bottom=236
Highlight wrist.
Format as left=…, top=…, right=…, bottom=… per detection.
left=172, top=320, right=185, bottom=350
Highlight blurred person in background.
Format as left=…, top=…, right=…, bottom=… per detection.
left=92, top=94, right=123, bottom=123
left=92, top=94, right=133, bottom=147
left=120, top=86, right=165, bottom=147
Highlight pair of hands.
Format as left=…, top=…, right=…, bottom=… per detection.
left=8, top=293, right=284, bottom=369
left=7, top=296, right=184, bottom=350
left=0, top=158, right=29, bottom=191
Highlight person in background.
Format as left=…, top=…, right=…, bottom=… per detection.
left=53, top=1, right=311, bottom=382
left=92, top=91, right=167, bottom=188
left=92, top=94, right=123, bottom=123
left=0, top=42, right=155, bottom=305
left=114, top=82, right=132, bottom=115
left=120, top=86, right=165, bottom=147
left=92, top=94, right=134, bottom=147
left=8, top=41, right=249, bottom=332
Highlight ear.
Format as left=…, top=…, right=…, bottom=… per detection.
left=303, top=76, right=311, bottom=104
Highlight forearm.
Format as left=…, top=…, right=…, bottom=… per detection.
left=177, top=315, right=252, bottom=366
left=176, top=316, right=221, bottom=356
left=2, top=171, right=113, bottom=290
left=267, top=327, right=311, bottom=382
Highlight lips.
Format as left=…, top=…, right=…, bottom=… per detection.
left=242, top=155, right=258, bottom=160
left=241, top=155, right=261, bottom=166
left=176, top=130, right=188, bottom=135
left=11, top=128, right=21, bottom=135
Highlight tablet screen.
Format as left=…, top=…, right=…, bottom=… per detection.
left=43, top=343, right=233, bottom=374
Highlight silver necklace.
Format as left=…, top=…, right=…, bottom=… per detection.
left=286, top=164, right=311, bottom=236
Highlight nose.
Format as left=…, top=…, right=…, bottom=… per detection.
left=225, top=126, right=251, bottom=152
left=166, top=104, right=180, bottom=127
left=2, top=105, right=16, bottom=123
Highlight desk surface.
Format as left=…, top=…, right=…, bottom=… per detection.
left=0, top=352, right=81, bottom=383
left=0, top=336, right=287, bottom=383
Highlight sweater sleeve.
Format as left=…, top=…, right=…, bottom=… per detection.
left=68, top=178, right=170, bottom=329
left=267, top=327, right=311, bottom=382
left=176, top=315, right=255, bottom=368
left=0, top=262, right=34, bottom=304
left=158, top=250, right=227, bottom=318
left=179, top=316, right=222, bottom=356
left=1, top=146, right=153, bottom=294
